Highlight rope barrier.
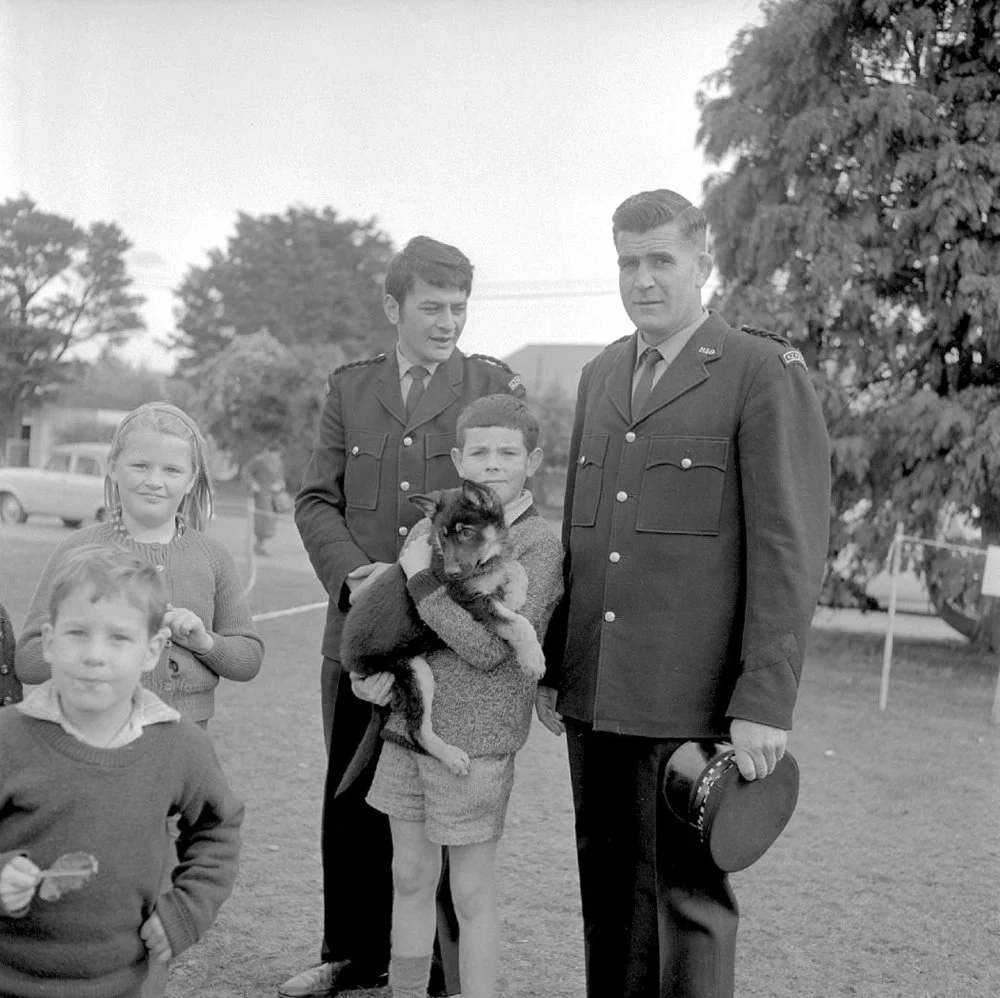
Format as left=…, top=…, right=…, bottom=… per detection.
left=885, top=532, right=986, bottom=564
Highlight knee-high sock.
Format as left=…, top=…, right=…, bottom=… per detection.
left=390, top=953, right=433, bottom=998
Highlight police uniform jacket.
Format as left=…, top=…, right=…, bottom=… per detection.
left=543, top=313, right=830, bottom=738
left=295, top=347, right=523, bottom=662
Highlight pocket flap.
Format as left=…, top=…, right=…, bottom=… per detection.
left=576, top=434, right=609, bottom=469
left=346, top=429, right=387, bottom=459
left=647, top=436, right=728, bottom=471
left=424, top=433, right=454, bottom=459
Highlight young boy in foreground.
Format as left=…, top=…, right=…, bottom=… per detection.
left=355, top=394, right=563, bottom=998
left=0, top=545, right=244, bottom=998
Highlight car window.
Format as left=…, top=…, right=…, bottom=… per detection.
left=45, top=453, right=72, bottom=472
left=75, top=456, right=102, bottom=476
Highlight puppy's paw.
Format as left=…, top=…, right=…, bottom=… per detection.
left=436, top=743, right=472, bottom=777
left=518, top=639, right=546, bottom=680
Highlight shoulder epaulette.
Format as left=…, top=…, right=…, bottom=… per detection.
left=468, top=352, right=514, bottom=373
left=739, top=325, right=808, bottom=370
left=739, top=324, right=792, bottom=348
left=467, top=353, right=526, bottom=398
left=331, top=353, right=387, bottom=377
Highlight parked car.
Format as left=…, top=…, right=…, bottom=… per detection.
left=0, top=442, right=109, bottom=528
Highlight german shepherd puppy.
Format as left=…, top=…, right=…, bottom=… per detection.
left=337, top=479, right=545, bottom=794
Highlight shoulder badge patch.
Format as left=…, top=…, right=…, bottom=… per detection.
left=506, top=374, right=527, bottom=398
left=780, top=349, right=807, bottom=370
left=468, top=353, right=527, bottom=397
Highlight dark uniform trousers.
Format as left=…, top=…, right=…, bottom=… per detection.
left=566, top=720, right=738, bottom=998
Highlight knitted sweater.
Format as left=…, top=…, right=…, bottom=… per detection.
left=0, top=709, right=244, bottom=998
left=15, top=523, right=264, bottom=721
left=384, top=507, right=563, bottom=757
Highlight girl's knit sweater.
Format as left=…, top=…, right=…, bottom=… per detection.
left=383, top=506, right=564, bottom=758
left=0, top=708, right=243, bottom=998
left=15, top=523, right=263, bottom=721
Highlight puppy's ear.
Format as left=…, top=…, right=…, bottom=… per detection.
left=462, top=478, right=502, bottom=512
left=409, top=492, right=441, bottom=519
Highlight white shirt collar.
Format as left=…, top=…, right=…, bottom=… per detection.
left=396, top=345, right=441, bottom=382
left=17, top=681, right=180, bottom=748
left=635, top=310, right=709, bottom=370
left=503, top=489, right=534, bottom=526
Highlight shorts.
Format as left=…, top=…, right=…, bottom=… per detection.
left=367, top=739, right=515, bottom=846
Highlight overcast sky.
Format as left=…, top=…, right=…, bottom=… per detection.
left=1, top=0, right=764, bottom=371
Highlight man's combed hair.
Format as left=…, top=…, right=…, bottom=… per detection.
left=612, top=189, right=707, bottom=248
left=456, top=394, right=540, bottom=451
left=383, top=235, right=474, bottom=307
left=48, top=545, right=169, bottom=636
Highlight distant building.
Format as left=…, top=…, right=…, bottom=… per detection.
left=11, top=404, right=126, bottom=469
left=502, top=343, right=606, bottom=398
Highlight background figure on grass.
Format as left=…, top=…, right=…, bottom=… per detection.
left=242, top=441, right=288, bottom=556
left=539, top=189, right=831, bottom=998
left=15, top=402, right=263, bottom=997
left=288, top=236, right=525, bottom=998
left=356, top=394, right=563, bottom=998
left=0, top=546, right=244, bottom=998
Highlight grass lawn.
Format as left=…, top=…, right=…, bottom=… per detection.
left=1, top=518, right=998, bottom=997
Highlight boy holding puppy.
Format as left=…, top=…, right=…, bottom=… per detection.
left=355, top=394, right=563, bottom=998
left=0, top=545, right=243, bottom=998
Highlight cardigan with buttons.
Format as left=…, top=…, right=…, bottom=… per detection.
left=14, top=523, right=263, bottom=722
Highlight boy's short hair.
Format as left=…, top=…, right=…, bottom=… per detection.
left=383, top=236, right=474, bottom=308
left=612, top=189, right=707, bottom=250
left=48, top=545, right=169, bottom=636
left=456, top=394, right=540, bottom=452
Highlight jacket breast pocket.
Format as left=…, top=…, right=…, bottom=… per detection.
left=345, top=429, right=387, bottom=510
left=424, top=433, right=457, bottom=492
left=636, top=436, right=729, bottom=535
left=570, top=434, right=609, bottom=527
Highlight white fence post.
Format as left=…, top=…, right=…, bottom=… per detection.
left=244, top=494, right=258, bottom=597
left=879, top=523, right=905, bottom=712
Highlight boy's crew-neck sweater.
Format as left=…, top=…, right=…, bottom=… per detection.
left=15, top=523, right=263, bottom=721
left=0, top=709, right=243, bottom=998
left=383, top=506, right=563, bottom=758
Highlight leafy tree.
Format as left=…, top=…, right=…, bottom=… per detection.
left=528, top=382, right=576, bottom=511
left=181, top=329, right=349, bottom=489
left=172, top=206, right=396, bottom=370
left=0, top=195, right=145, bottom=447
left=697, top=0, right=1000, bottom=647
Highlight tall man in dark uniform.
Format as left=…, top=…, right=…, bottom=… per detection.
left=538, top=189, right=830, bottom=998
left=283, top=236, right=524, bottom=998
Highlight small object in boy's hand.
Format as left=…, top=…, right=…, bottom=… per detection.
left=37, top=852, right=99, bottom=900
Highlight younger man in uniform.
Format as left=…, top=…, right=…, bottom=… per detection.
left=285, top=236, right=524, bottom=998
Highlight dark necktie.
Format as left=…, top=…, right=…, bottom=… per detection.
left=631, top=347, right=662, bottom=418
left=406, top=365, right=429, bottom=418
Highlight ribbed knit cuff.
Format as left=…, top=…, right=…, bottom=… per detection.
left=154, top=889, right=199, bottom=959
left=406, top=567, right=445, bottom=605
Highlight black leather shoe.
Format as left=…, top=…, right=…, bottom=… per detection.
left=277, top=960, right=389, bottom=997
